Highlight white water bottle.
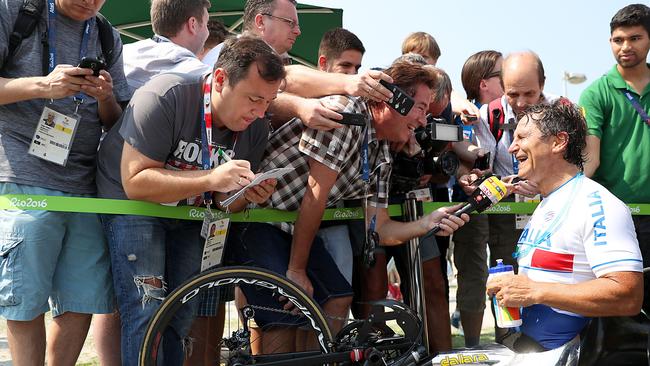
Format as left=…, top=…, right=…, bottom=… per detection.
left=489, top=259, right=522, bottom=328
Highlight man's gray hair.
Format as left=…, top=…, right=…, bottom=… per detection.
left=243, top=0, right=297, bottom=31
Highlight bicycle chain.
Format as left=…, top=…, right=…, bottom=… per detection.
left=247, top=304, right=347, bottom=321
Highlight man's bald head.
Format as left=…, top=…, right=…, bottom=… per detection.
left=502, top=51, right=546, bottom=89
left=501, top=51, right=546, bottom=115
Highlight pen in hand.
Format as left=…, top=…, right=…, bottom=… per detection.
left=217, top=148, right=232, bottom=162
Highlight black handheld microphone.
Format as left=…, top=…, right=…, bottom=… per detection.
left=428, top=175, right=508, bottom=235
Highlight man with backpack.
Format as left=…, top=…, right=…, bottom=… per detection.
left=474, top=51, right=552, bottom=268
left=471, top=51, right=559, bottom=340
left=0, top=0, right=131, bottom=364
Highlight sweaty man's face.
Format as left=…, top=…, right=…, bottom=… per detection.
left=508, top=116, right=553, bottom=182
left=610, top=25, right=650, bottom=69
left=377, top=83, right=431, bottom=144
left=326, top=50, right=363, bottom=75
left=212, top=63, right=281, bottom=131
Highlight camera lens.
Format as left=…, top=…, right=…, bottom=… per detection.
left=434, top=151, right=459, bottom=176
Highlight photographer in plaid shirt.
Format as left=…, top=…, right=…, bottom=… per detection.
left=227, top=60, right=469, bottom=352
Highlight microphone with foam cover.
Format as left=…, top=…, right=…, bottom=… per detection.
left=428, top=175, right=508, bottom=235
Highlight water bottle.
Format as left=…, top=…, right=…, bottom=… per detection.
left=489, top=259, right=522, bottom=328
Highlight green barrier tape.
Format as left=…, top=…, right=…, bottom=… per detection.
left=420, top=201, right=650, bottom=215
left=422, top=202, right=544, bottom=215
left=0, top=194, right=365, bottom=222
left=0, top=195, right=648, bottom=223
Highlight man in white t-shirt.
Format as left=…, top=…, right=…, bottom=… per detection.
left=122, top=0, right=212, bottom=91
left=487, top=101, right=643, bottom=351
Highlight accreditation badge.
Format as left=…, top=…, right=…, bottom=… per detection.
left=29, top=104, right=80, bottom=166
left=408, top=188, right=433, bottom=202
left=201, top=218, right=230, bottom=272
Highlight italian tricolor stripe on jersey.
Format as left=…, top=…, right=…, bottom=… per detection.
left=531, top=249, right=574, bottom=272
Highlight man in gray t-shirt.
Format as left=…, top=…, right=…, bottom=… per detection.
left=96, top=36, right=285, bottom=365
left=0, top=0, right=130, bottom=363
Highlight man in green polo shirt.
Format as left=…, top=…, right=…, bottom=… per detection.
left=579, top=3, right=650, bottom=313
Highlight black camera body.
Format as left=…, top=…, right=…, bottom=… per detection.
left=390, top=115, right=463, bottom=196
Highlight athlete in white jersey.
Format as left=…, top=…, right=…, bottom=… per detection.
left=487, top=101, right=643, bottom=351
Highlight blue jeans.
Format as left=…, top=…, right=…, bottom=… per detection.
left=228, top=223, right=352, bottom=327
left=101, top=215, right=203, bottom=366
left=318, top=225, right=353, bottom=285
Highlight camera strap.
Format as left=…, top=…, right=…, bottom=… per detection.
left=361, top=127, right=380, bottom=233
left=506, top=127, right=519, bottom=174
left=621, top=90, right=650, bottom=128
left=46, top=0, right=92, bottom=106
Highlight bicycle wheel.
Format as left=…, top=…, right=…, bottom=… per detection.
left=139, top=266, right=334, bottom=366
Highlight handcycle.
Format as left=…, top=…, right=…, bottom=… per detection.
left=138, top=199, right=650, bottom=366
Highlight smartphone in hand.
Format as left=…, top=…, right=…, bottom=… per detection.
left=462, top=113, right=478, bottom=123
left=379, top=80, right=415, bottom=116
left=78, top=57, right=106, bottom=77
left=338, top=112, right=366, bottom=126
left=473, top=152, right=491, bottom=170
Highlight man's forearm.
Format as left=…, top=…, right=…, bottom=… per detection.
left=123, top=167, right=215, bottom=203
left=534, top=272, right=642, bottom=317
left=377, top=219, right=429, bottom=246
left=0, top=76, right=45, bottom=105
left=452, top=140, right=480, bottom=163
left=289, top=193, right=327, bottom=270
left=268, top=93, right=301, bottom=129
left=284, top=65, right=347, bottom=98
left=98, top=96, right=123, bottom=130
left=583, top=135, right=601, bottom=177
left=373, top=207, right=429, bottom=245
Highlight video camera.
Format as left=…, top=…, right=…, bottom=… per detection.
left=391, top=115, right=463, bottom=196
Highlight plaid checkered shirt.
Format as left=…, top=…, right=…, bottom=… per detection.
left=259, top=95, right=392, bottom=233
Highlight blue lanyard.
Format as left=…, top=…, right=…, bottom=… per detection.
left=361, top=127, right=378, bottom=231
left=511, top=153, right=519, bottom=174
left=361, top=128, right=370, bottom=182
left=513, top=173, right=584, bottom=259
left=47, top=0, right=92, bottom=104
left=621, top=90, right=650, bottom=128
left=508, top=129, right=519, bottom=174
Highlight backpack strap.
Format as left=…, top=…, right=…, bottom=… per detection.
left=95, top=12, right=116, bottom=68
left=5, top=0, right=116, bottom=76
left=8, top=0, right=45, bottom=59
left=487, top=98, right=505, bottom=142
left=4, top=0, right=45, bottom=73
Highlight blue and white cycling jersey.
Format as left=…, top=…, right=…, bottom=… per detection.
left=516, top=175, right=642, bottom=349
